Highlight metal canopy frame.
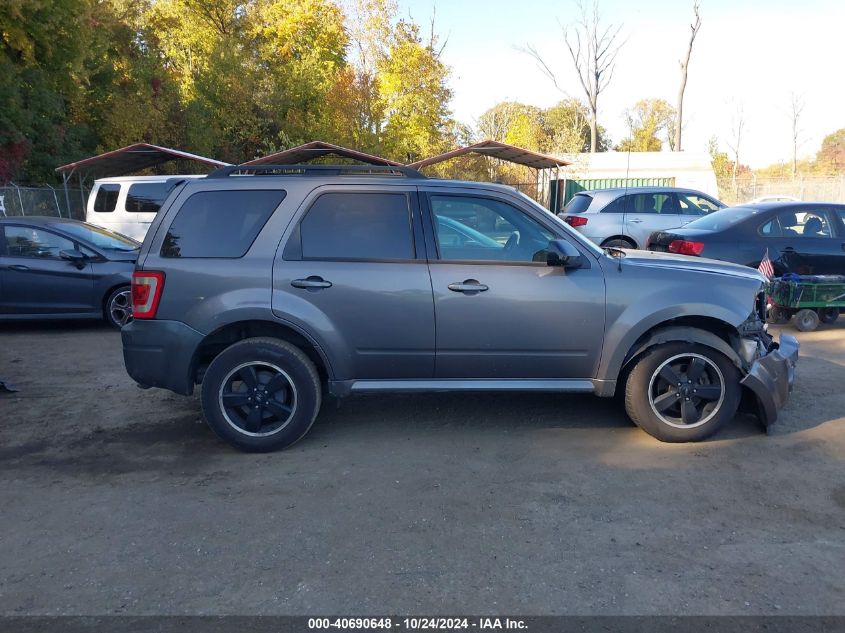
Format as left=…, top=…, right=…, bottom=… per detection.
left=54, top=143, right=229, bottom=219
left=407, top=140, right=570, bottom=209
left=244, top=141, right=404, bottom=167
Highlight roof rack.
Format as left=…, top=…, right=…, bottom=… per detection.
left=206, top=163, right=426, bottom=179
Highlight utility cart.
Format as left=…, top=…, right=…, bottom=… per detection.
left=767, top=275, right=845, bottom=331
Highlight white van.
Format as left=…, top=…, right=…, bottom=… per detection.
left=87, top=175, right=205, bottom=241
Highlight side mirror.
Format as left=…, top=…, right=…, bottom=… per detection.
left=546, top=239, right=583, bottom=269
left=60, top=249, right=87, bottom=266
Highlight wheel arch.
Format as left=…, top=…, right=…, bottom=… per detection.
left=190, top=319, right=333, bottom=387
left=101, top=281, right=131, bottom=315
left=601, top=235, right=638, bottom=248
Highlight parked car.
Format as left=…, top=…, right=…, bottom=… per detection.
left=558, top=187, right=725, bottom=249
left=646, top=202, right=845, bottom=276
left=87, top=175, right=205, bottom=241
left=122, top=164, right=797, bottom=452
left=0, top=217, right=139, bottom=328
left=747, top=195, right=801, bottom=204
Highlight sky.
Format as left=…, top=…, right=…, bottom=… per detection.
left=397, top=0, right=845, bottom=167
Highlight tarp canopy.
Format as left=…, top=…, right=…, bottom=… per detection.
left=408, top=140, right=570, bottom=170
left=244, top=141, right=403, bottom=166
left=55, top=143, right=229, bottom=179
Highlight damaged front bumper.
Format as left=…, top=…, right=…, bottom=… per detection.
left=740, top=334, right=799, bottom=427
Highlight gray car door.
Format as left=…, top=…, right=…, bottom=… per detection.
left=0, top=225, right=95, bottom=315
left=273, top=187, right=435, bottom=380
left=422, top=189, right=606, bottom=379
left=622, top=192, right=684, bottom=247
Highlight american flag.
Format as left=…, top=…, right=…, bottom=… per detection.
left=758, top=248, right=775, bottom=280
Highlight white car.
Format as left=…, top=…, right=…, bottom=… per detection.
left=87, top=175, right=205, bottom=241
left=746, top=195, right=801, bottom=204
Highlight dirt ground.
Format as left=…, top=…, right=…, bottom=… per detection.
left=0, top=320, right=843, bottom=615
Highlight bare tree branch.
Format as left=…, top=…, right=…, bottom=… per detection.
left=674, top=1, right=701, bottom=151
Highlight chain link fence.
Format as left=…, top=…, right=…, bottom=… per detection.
left=0, top=183, right=88, bottom=220
left=720, top=176, right=845, bottom=205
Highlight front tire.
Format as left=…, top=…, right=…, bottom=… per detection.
left=201, top=337, right=322, bottom=452
left=624, top=342, right=740, bottom=442
left=104, top=286, right=133, bottom=329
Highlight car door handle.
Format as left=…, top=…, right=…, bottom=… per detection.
left=291, top=276, right=332, bottom=289
left=448, top=279, right=488, bottom=293
left=783, top=247, right=795, bottom=253
left=7, top=264, right=29, bottom=272
left=628, top=218, right=643, bottom=223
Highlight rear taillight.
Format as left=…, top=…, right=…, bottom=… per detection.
left=132, top=271, right=165, bottom=319
left=668, top=240, right=705, bottom=256
left=564, top=215, right=588, bottom=227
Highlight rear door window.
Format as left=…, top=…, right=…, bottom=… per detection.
left=298, top=192, right=414, bottom=261
left=125, top=182, right=178, bottom=213
left=93, top=184, right=120, bottom=213
left=161, top=190, right=285, bottom=258
left=563, top=194, right=593, bottom=214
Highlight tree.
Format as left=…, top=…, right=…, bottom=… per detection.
left=524, top=0, right=624, bottom=153
left=725, top=103, right=746, bottom=195
left=617, top=99, right=675, bottom=152
left=674, top=1, right=701, bottom=152
left=788, top=92, right=805, bottom=178
left=544, top=98, right=609, bottom=153
left=816, top=128, right=845, bottom=174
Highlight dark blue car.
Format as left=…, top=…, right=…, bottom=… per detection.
left=647, top=202, right=845, bottom=276
left=0, top=217, right=139, bottom=328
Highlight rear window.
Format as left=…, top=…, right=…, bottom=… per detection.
left=126, top=182, right=178, bottom=213
left=683, top=206, right=758, bottom=231
left=93, top=184, right=120, bottom=213
left=563, top=194, right=593, bottom=214
left=161, top=190, right=285, bottom=258
left=299, top=192, right=414, bottom=261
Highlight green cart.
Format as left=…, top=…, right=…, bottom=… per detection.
left=767, top=275, right=845, bottom=331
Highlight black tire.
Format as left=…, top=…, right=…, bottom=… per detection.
left=624, top=342, right=741, bottom=442
left=201, top=337, right=322, bottom=452
left=793, top=308, right=820, bottom=332
left=104, top=285, right=133, bottom=329
left=819, top=307, right=839, bottom=324
left=602, top=237, right=636, bottom=249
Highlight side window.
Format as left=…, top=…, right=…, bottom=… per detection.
left=161, top=189, right=285, bottom=258
left=678, top=194, right=721, bottom=215
left=627, top=193, right=679, bottom=214
left=600, top=196, right=627, bottom=214
left=777, top=209, right=833, bottom=238
left=299, top=192, right=414, bottom=261
left=125, top=182, right=177, bottom=213
left=431, top=195, right=554, bottom=263
left=93, top=184, right=120, bottom=213
left=759, top=218, right=782, bottom=237
left=4, top=226, right=74, bottom=259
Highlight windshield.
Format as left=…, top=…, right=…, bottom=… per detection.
left=682, top=206, right=759, bottom=231
left=54, top=222, right=140, bottom=251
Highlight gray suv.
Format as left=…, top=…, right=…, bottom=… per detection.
left=122, top=165, right=797, bottom=452
left=560, top=187, right=725, bottom=249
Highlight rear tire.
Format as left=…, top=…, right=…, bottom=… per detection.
left=624, top=342, right=741, bottom=442
left=602, top=237, right=636, bottom=249
left=819, top=307, right=839, bottom=324
left=201, top=337, right=322, bottom=452
left=793, top=309, right=820, bottom=332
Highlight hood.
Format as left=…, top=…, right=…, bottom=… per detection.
left=618, top=250, right=765, bottom=282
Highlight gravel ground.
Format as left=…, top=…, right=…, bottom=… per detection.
left=0, top=321, right=843, bottom=615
